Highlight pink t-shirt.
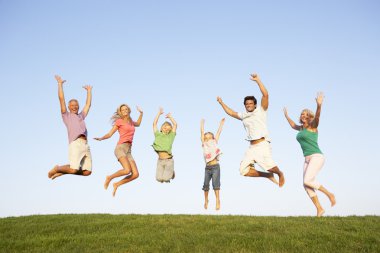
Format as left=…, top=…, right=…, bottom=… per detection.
left=115, top=119, right=135, bottom=144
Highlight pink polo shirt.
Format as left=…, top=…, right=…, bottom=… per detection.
left=115, top=119, right=135, bottom=144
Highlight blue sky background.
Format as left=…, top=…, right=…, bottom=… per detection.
left=0, top=0, right=379, bottom=217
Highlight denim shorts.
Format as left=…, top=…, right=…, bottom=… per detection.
left=202, top=163, right=221, bottom=191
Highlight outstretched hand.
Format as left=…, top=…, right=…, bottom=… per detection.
left=158, top=107, right=164, bottom=115
left=136, top=106, right=143, bottom=113
left=93, top=137, right=102, bottom=141
left=82, top=85, right=92, bottom=91
left=220, top=118, right=226, bottom=124
left=217, top=96, right=223, bottom=104
left=283, top=107, right=289, bottom=116
left=316, top=92, right=324, bottom=106
left=166, top=112, right=173, bottom=119
left=55, top=75, right=66, bottom=85
left=250, top=73, right=260, bottom=82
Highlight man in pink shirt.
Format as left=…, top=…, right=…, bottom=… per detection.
left=48, top=75, right=93, bottom=179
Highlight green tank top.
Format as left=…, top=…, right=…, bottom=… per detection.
left=296, top=128, right=322, bottom=156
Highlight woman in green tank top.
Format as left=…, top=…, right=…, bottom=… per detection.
left=284, top=92, right=335, bottom=217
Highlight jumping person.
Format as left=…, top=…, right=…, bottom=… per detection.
left=94, top=104, right=143, bottom=196
left=48, top=75, right=93, bottom=179
left=201, top=118, right=225, bottom=210
left=152, top=107, right=177, bottom=183
left=283, top=92, right=336, bottom=216
left=217, top=73, right=285, bottom=187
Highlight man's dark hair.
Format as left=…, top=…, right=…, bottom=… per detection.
left=244, top=96, right=257, bottom=105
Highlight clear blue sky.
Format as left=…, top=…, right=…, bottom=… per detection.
left=1, top=0, right=379, bottom=217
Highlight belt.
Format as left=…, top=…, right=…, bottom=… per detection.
left=250, top=137, right=265, bottom=145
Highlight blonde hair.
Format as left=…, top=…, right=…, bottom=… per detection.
left=111, top=104, right=131, bottom=124
left=160, top=121, right=173, bottom=132
left=299, top=109, right=315, bottom=124
left=204, top=132, right=215, bottom=139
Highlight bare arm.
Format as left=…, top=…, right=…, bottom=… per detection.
left=283, top=107, right=301, bottom=131
left=82, top=85, right=92, bottom=117
left=93, top=125, right=118, bottom=141
left=153, top=107, right=164, bottom=133
left=134, top=106, right=143, bottom=127
left=214, top=118, right=225, bottom=142
left=217, top=97, right=241, bottom=120
left=250, top=73, right=269, bottom=110
left=166, top=113, right=177, bottom=133
left=200, top=119, right=205, bottom=143
left=55, top=75, right=67, bottom=114
left=311, top=92, right=324, bottom=129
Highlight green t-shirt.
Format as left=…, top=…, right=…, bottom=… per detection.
left=296, top=128, right=322, bottom=157
left=152, top=131, right=176, bottom=155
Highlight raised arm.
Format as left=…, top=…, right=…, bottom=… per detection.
left=153, top=107, right=164, bottom=133
left=283, top=107, right=301, bottom=131
left=250, top=73, right=269, bottom=110
left=214, top=118, right=225, bottom=142
left=55, top=75, right=67, bottom=114
left=134, top=106, right=143, bottom=127
left=82, top=85, right=92, bottom=117
left=311, top=92, right=324, bottom=129
left=166, top=113, right=177, bottom=133
left=94, top=125, right=118, bottom=141
left=217, top=97, right=240, bottom=120
left=200, top=119, right=205, bottom=143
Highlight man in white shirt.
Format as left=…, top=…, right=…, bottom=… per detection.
left=217, top=73, right=285, bottom=187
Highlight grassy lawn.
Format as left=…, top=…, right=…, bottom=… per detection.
left=0, top=214, right=379, bottom=252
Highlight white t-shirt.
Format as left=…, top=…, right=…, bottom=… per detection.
left=238, top=106, right=270, bottom=141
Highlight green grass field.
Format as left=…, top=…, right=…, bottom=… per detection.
left=0, top=214, right=379, bottom=252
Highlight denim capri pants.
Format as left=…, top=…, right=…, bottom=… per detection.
left=202, top=163, right=221, bottom=191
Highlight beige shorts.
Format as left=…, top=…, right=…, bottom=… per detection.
left=114, top=142, right=134, bottom=161
left=68, top=138, right=92, bottom=171
left=239, top=141, right=277, bottom=176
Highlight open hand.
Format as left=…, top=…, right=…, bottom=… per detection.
left=83, top=85, right=92, bottom=91
left=55, top=75, right=66, bottom=85
left=316, top=92, right=324, bottom=106
left=250, top=73, right=259, bottom=82
left=136, top=106, right=143, bottom=113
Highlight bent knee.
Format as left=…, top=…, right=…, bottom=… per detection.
left=83, top=170, right=92, bottom=176
left=303, top=182, right=313, bottom=189
left=132, top=172, right=139, bottom=179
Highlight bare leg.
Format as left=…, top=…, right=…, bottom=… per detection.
left=49, top=165, right=91, bottom=179
left=215, top=190, right=220, bottom=210
left=245, top=166, right=279, bottom=185
left=268, top=166, right=285, bottom=187
left=311, top=195, right=325, bottom=217
left=204, top=191, right=209, bottom=209
left=105, top=156, right=132, bottom=190
left=112, top=159, right=139, bottom=197
left=318, top=185, right=336, bottom=207
left=78, top=170, right=91, bottom=176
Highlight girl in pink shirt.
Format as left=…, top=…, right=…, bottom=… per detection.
left=95, top=104, right=143, bottom=196
left=201, top=118, right=225, bottom=210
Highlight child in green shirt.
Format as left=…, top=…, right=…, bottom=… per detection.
left=152, top=107, right=177, bottom=183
